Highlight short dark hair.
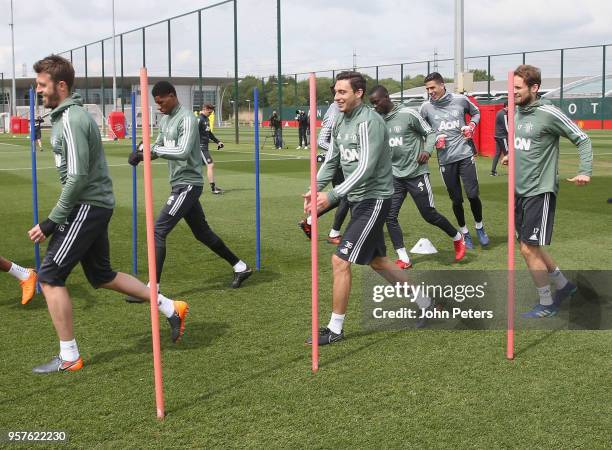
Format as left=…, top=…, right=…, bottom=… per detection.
left=424, top=72, right=444, bottom=85
left=514, top=64, right=541, bottom=88
left=503, top=101, right=508, bottom=107
left=33, top=55, right=75, bottom=90
left=203, top=103, right=215, bottom=111
left=152, top=81, right=176, bottom=97
left=369, top=85, right=389, bottom=97
left=335, top=71, right=366, bottom=96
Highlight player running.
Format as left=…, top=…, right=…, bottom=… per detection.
left=420, top=72, right=489, bottom=249
left=504, top=64, right=592, bottom=318
left=368, top=85, right=466, bottom=268
left=29, top=55, right=188, bottom=374
left=303, top=72, right=432, bottom=344
left=129, top=81, right=252, bottom=290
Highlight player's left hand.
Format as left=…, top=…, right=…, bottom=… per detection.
left=28, top=224, right=46, bottom=244
left=417, top=151, right=431, bottom=164
left=501, top=155, right=509, bottom=166
left=217, top=142, right=224, bottom=150
left=461, top=122, right=476, bottom=139
left=566, top=174, right=590, bottom=186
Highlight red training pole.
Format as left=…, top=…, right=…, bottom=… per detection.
left=309, top=73, right=319, bottom=372
left=506, top=71, right=516, bottom=360
left=140, top=67, right=166, bottom=417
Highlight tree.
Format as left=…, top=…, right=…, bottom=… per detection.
left=470, top=69, right=494, bottom=81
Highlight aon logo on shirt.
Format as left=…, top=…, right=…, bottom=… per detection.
left=438, top=120, right=460, bottom=131
left=339, top=144, right=359, bottom=162
left=389, top=137, right=403, bottom=147
left=515, top=137, right=532, bottom=151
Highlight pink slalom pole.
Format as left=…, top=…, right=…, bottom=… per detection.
left=506, top=71, right=516, bottom=360
left=309, top=73, right=319, bottom=372
left=139, top=67, right=166, bottom=417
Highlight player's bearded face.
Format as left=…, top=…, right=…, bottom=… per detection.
left=334, top=79, right=362, bottom=113
left=514, top=76, right=538, bottom=106
left=36, top=73, right=61, bottom=109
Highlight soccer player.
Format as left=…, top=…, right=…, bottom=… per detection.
left=198, top=104, right=224, bottom=195
left=368, top=86, right=466, bottom=268
left=303, top=72, right=432, bottom=344
left=491, top=102, right=508, bottom=176
left=299, top=99, right=349, bottom=245
left=0, top=255, right=37, bottom=304
left=420, top=72, right=489, bottom=249
left=503, top=64, right=592, bottom=318
left=29, top=55, right=188, bottom=374
left=129, top=81, right=252, bottom=290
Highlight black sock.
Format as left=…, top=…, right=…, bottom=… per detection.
left=210, top=182, right=216, bottom=191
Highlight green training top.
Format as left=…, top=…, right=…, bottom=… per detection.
left=382, top=105, right=435, bottom=179
left=514, top=99, right=592, bottom=197
left=152, top=104, right=204, bottom=187
left=49, top=93, right=115, bottom=224
left=316, top=103, right=393, bottom=204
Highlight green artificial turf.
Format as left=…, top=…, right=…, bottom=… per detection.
left=0, top=128, right=610, bottom=448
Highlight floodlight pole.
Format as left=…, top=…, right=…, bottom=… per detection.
left=112, top=0, right=117, bottom=111
left=454, top=0, right=464, bottom=93
left=10, top=0, right=17, bottom=116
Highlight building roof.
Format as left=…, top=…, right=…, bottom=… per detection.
left=389, top=76, right=586, bottom=100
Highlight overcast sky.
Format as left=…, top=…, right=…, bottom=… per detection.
left=1, top=0, right=611, bottom=81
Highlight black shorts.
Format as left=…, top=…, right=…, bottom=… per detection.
left=439, top=155, right=480, bottom=203
left=335, top=198, right=391, bottom=265
left=394, top=174, right=436, bottom=209
left=38, top=204, right=117, bottom=288
left=200, top=146, right=213, bottom=165
left=515, top=193, right=556, bottom=246
left=495, top=137, right=508, bottom=155
left=155, top=184, right=205, bottom=241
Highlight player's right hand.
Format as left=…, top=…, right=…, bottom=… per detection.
left=501, top=155, right=509, bottom=165
left=128, top=151, right=144, bottom=166
left=417, top=151, right=431, bottom=164
left=435, top=134, right=447, bottom=150
left=566, top=174, right=590, bottom=186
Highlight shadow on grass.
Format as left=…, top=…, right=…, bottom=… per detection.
left=88, top=320, right=230, bottom=365
left=5, top=282, right=100, bottom=311
left=411, top=250, right=470, bottom=267
left=171, top=269, right=281, bottom=298
left=165, top=329, right=388, bottom=415
left=165, top=353, right=306, bottom=415
left=319, top=330, right=389, bottom=369
left=514, top=329, right=560, bottom=357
